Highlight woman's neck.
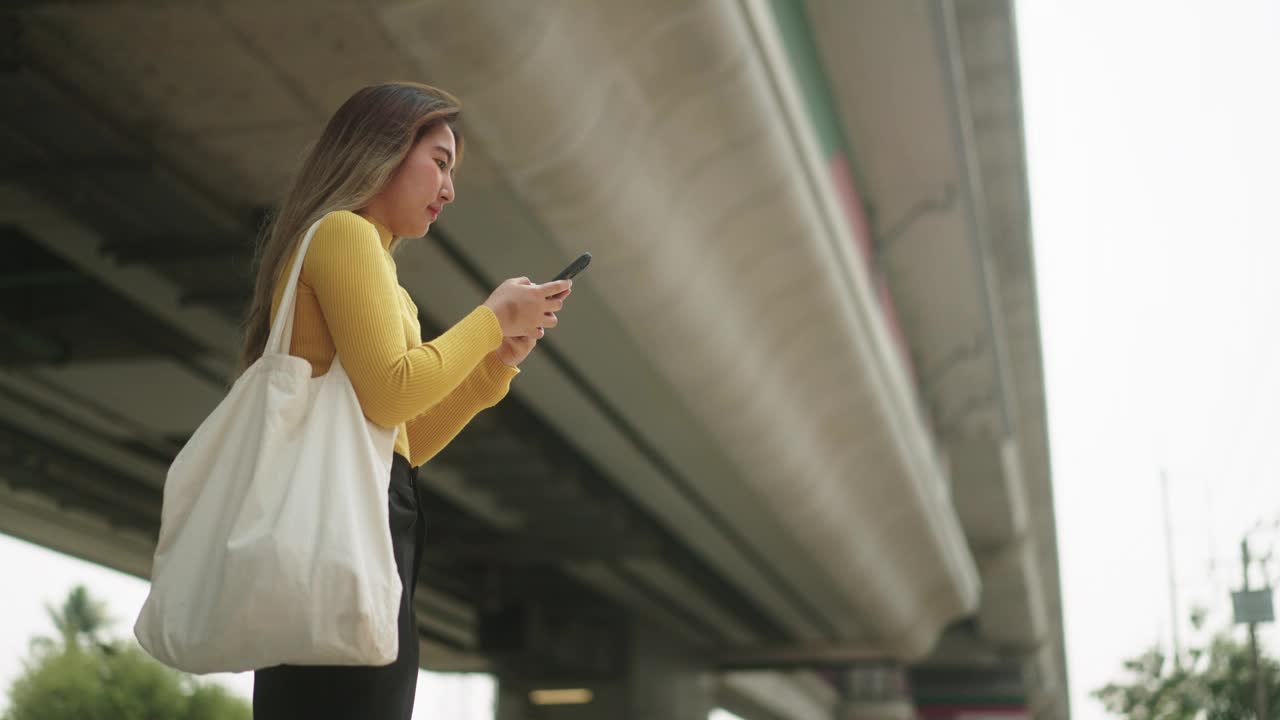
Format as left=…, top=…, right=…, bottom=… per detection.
left=356, top=211, right=395, bottom=249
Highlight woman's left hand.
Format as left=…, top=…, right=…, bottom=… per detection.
left=497, top=331, right=541, bottom=367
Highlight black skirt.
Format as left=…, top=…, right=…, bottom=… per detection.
left=253, top=453, right=425, bottom=720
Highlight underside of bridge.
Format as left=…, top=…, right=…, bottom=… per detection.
left=1, top=1, right=1065, bottom=718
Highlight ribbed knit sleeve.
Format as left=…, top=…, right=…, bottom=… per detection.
left=406, top=352, right=519, bottom=467
left=303, top=211, right=503, bottom=428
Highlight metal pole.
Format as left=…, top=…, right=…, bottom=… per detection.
left=1162, top=471, right=1181, bottom=668
left=1244, top=538, right=1267, bottom=719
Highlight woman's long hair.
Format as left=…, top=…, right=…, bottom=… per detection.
left=236, top=82, right=464, bottom=376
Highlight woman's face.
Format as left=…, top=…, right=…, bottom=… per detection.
left=366, top=122, right=457, bottom=239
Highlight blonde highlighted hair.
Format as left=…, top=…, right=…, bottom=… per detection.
left=237, top=82, right=464, bottom=376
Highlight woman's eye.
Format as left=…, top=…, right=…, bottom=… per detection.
left=436, top=159, right=447, bottom=170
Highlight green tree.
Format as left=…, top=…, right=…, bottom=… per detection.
left=3, top=586, right=250, bottom=720
left=35, top=584, right=110, bottom=654
left=1094, top=608, right=1280, bottom=719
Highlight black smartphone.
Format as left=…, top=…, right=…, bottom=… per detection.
left=552, top=252, right=592, bottom=282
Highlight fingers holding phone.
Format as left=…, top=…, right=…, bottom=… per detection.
left=542, top=252, right=589, bottom=327
left=484, top=277, right=569, bottom=337
left=540, top=282, right=573, bottom=326
left=482, top=254, right=590, bottom=338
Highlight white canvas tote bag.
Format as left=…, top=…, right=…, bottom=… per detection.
left=134, top=214, right=402, bottom=674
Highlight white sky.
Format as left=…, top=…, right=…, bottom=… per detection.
left=2, top=2, right=1279, bottom=719
left=1017, top=0, right=1280, bottom=717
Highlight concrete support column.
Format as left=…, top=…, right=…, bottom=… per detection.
left=495, top=620, right=715, bottom=720
left=838, top=701, right=915, bottom=720
left=839, top=664, right=914, bottom=720
left=494, top=683, right=535, bottom=720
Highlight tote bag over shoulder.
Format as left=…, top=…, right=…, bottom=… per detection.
left=134, top=213, right=402, bottom=674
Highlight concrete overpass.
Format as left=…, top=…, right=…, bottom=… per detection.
left=0, top=1, right=1066, bottom=717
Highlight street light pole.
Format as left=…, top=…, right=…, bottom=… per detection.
left=1243, top=538, right=1267, bottom=719
left=1162, top=471, right=1181, bottom=668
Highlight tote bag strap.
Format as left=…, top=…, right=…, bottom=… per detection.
left=264, top=215, right=329, bottom=357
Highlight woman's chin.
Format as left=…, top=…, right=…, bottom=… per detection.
left=405, top=220, right=429, bottom=238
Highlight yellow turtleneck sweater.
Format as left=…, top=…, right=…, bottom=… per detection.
left=269, top=210, right=517, bottom=468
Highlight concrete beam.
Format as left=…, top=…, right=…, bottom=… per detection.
left=0, top=479, right=155, bottom=579
left=717, top=643, right=885, bottom=671
left=0, top=185, right=237, bottom=380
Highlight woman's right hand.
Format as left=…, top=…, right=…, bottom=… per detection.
left=483, top=277, right=572, bottom=338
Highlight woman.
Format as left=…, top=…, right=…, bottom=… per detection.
left=236, top=82, right=571, bottom=719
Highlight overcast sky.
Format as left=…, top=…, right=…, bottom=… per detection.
left=1018, top=0, right=1280, bottom=716
left=2, top=2, right=1279, bottom=719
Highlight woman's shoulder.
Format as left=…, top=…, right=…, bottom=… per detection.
left=303, top=211, right=386, bottom=279
left=314, top=210, right=380, bottom=242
